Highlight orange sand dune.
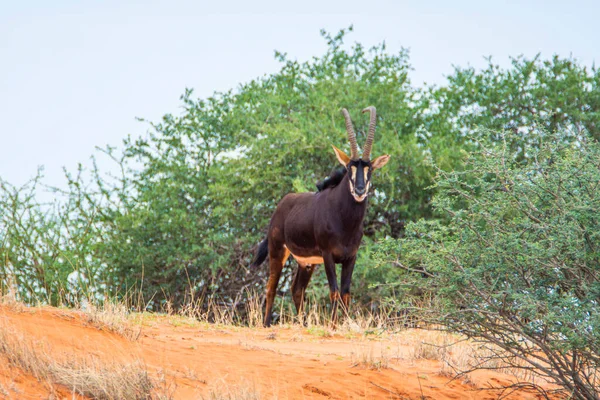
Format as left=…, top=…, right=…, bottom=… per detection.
left=0, top=306, right=557, bottom=399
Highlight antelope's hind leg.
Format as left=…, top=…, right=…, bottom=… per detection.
left=264, top=245, right=290, bottom=327
left=291, top=262, right=316, bottom=325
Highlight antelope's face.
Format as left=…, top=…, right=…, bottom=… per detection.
left=332, top=106, right=390, bottom=203
left=333, top=152, right=390, bottom=202
left=347, top=159, right=372, bottom=202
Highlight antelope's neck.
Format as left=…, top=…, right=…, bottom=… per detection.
left=333, top=174, right=367, bottom=226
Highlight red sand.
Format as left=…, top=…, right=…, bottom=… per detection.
left=0, top=306, right=557, bottom=399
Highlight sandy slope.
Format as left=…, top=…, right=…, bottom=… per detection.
left=0, top=305, right=555, bottom=399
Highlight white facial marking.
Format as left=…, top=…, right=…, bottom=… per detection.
left=353, top=193, right=368, bottom=202
left=349, top=165, right=368, bottom=202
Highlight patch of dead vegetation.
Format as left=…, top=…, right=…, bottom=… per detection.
left=82, top=300, right=143, bottom=341
left=0, top=317, right=169, bottom=399
left=203, top=378, right=261, bottom=400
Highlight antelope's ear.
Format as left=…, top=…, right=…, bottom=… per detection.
left=332, top=145, right=350, bottom=167
left=371, top=154, right=390, bottom=170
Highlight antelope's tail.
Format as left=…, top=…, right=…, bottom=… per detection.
left=250, top=238, right=269, bottom=268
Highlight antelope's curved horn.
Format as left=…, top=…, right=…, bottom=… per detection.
left=361, top=106, right=377, bottom=160
left=341, top=108, right=359, bottom=160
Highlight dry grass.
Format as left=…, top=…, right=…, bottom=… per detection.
left=51, top=359, right=154, bottom=399
left=397, top=329, right=537, bottom=384
left=408, top=329, right=455, bottom=361
left=0, top=381, right=9, bottom=398
left=83, top=300, right=143, bottom=341
left=350, top=343, right=390, bottom=370
left=158, top=286, right=406, bottom=334
left=0, top=278, right=25, bottom=313
left=0, top=317, right=168, bottom=400
left=203, top=378, right=261, bottom=400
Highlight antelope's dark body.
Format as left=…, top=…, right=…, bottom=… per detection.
left=251, top=106, right=389, bottom=327
left=275, top=172, right=366, bottom=263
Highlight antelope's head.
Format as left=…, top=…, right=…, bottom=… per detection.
left=332, top=106, right=390, bottom=203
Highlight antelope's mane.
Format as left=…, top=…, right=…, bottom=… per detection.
left=316, top=167, right=347, bottom=192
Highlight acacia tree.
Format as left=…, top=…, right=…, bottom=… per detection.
left=98, top=28, right=438, bottom=310
left=423, top=55, right=600, bottom=160
left=386, top=133, right=600, bottom=399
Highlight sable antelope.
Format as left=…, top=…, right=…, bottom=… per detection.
left=250, top=106, right=390, bottom=327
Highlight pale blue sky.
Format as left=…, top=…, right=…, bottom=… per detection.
left=1, top=0, right=597, bottom=191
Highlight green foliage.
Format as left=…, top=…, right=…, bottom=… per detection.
left=424, top=55, right=600, bottom=160
left=387, top=133, right=600, bottom=397
left=0, top=166, right=110, bottom=305
left=95, top=28, right=434, bottom=308
left=1, top=27, right=600, bottom=317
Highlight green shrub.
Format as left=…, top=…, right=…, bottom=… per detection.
left=387, top=132, right=600, bottom=398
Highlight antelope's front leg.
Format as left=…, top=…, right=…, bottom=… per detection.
left=340, top=256, right=356, bottom=313
left=322, top=252, right=340, bottom=325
